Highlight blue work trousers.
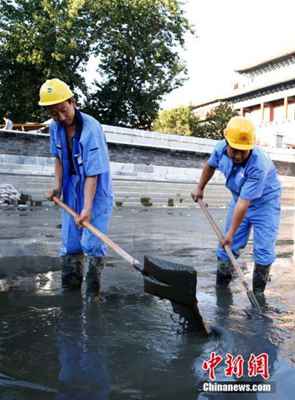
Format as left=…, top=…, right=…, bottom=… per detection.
left=60, top=177, right=112, bottom=257
left=217, top=197, right=281, bottom=266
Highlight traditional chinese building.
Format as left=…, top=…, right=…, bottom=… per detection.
left=193, top=49, right=295, bottom=148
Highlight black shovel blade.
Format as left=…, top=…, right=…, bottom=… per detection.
left=143, top=256, right=197, bottom=306
left=143, top=275, right=196, bottom=306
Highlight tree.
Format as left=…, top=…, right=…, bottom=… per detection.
left=203, top=102, right=239, bottom=140
left=152, top=106, right=200, bottom=136
left=0, top=0, right=192, bottom=126
left=0, top=0, right=100, bottom=122
left=84, top=0, right=192, bottom=129
left=153, top=102, right=239, bottom=139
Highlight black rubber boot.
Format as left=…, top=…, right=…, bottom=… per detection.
left=61, top=254, right=83, bottom=289
left=83, top=256, right=104, bottom=297
left=252, top=264, right=271, bottom=294
left=216, top=259, right=233, bottom=287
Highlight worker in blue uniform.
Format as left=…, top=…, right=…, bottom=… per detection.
left=39, top=78, right=113, bottom=296
left=191, top=116, right=281, bottom=293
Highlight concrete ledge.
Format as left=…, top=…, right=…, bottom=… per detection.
left=0, top=154, right=226, bottom=183
left=1, top=126, right=295, bottom=208
left=103, top=124, right=216, bottom=154
left=3, top=126, right=295, bottom=163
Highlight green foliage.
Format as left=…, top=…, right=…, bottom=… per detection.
left=153, top=106, right=200, bottom=135
left=85, top=0, right=192, bottom=129
left=153, top=102, right=238, bottom=140
left=202, top=102, right=239, bottom=140
left=0, top=0, right=192, bottom=126
left=140, top=196, right=153, bottom=207
left=0, top=0, right=96, bottom=122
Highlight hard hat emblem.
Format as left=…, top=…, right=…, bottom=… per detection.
left=240, top=134, right=248, bottom=142
left=47, top=87, right=53, bottom=94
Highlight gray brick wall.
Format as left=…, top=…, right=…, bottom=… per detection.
left=0, top=131, right=50, bottom=156
left=0, top=131, right=207, bottom=168
left=1, top=129, right=295, bottom=175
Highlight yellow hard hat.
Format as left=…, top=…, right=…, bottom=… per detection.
left=224, top=116, right=256, bottom=150
left=39, top=78, right=74, bottom=106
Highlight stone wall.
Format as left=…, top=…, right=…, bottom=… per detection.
left=1, top=125, right=295, bottom=207
left=0, top=131, right=50, bottom=157
left=0, top=129, right=208, bottom=169
left=1, top=125, right=295, bottom=174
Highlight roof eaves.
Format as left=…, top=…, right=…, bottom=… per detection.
left=235, top=50, right=295, bottom=73
left=224, top=77, right=295, bottom=100
left=191, top=98, right=223, bottom=110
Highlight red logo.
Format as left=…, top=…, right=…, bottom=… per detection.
left=248, top=353, right=270, bottom=380
left=202, top=352, right=223, bottom=381
left=202, top=352, right=270, bottom=381
left=225, top=353, right=245, bottom=378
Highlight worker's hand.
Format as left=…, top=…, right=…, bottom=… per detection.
left=47, top=188, right=61, bottom=201
left=75, top=208, right=91, bottom=227
left=191, top=187, right=204, bottom=202
left=222, top=232, right=233, bottom=248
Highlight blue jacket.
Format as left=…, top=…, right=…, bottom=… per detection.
left=208, top=140, right=281, bottom=206
left=49, top=110, right=113, bottom=213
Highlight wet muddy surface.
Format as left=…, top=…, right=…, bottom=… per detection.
left=0, top=205, right=295, bottom=399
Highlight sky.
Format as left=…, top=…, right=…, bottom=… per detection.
left=161, top=0, right=295, bottom=109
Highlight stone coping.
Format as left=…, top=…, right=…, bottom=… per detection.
left=2, top=126, right=295, bottom=162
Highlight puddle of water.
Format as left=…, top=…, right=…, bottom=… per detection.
left=0, top=207, right=295, bottom=399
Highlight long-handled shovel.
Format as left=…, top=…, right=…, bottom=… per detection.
left=53, top=196, right=210, bottom=335
left=198, top=199, right=262, bottom=314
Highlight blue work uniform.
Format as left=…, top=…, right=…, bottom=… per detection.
left=50, top=110, right=113, bottom=257
left=208, top=139, right=281, bottom=266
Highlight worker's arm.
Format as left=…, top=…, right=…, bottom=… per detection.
left=191, top=162, right=216, bottom=201
left=75, top=176, right=98, bottom=226
left=48, top=157, right=63, bottom=199
left=222, top=198, right=250, bottom=247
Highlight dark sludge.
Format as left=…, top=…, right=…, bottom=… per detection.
left=143, top=256, right=210, bottom=336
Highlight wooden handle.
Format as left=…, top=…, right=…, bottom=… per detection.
left=197, top=199, right=262, bottom=312
left=52, top=196, right=143, bottom=273
left=198, top=199, right=248, bottom=286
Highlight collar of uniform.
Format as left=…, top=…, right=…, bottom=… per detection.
left=56, top=108, right=83, bottom=140
left=240, top=150, right=252, bottom=167
left=74, top=109, right=83, bottom=140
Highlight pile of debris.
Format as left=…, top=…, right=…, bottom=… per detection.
left=0, top=184, right=20, bottom=206
left=0, top=185, right=43, bottom=209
